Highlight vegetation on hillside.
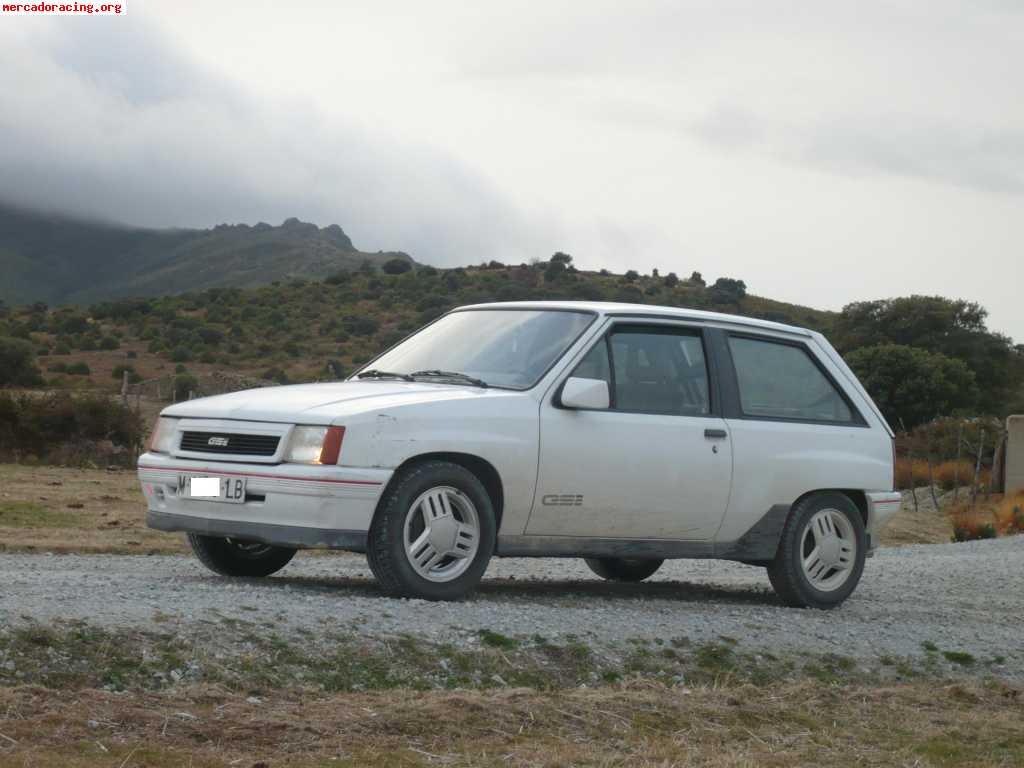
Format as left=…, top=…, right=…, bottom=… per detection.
left=0, top=253, right=1021, bottom=436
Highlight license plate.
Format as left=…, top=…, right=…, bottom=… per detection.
left=177, top=474, right=246, bottom=504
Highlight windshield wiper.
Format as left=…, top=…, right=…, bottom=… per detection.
left=356, top=369, right=414, bottom=381
left=409, top=370, right=489, bottom=388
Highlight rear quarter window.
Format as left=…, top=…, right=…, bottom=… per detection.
left=728, top=336, right=855, bottom=423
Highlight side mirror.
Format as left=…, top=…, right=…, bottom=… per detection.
left=560, top=377, right=610, bottom=410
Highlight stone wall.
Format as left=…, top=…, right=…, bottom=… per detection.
left=1007, top=415, right=1024, bottom=495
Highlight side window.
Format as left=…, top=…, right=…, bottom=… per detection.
left=568, top=326, right=710, bottom=415
left=728, top=336, right=854, bottom=423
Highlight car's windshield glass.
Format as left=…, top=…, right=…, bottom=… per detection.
left=359, top=309, right=595, bottom=389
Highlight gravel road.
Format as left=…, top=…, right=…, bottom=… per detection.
left=2, top=537, right=1021, bottom=675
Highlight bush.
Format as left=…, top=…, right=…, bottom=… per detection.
left=0, top=391, right=144, bottom=466
left=111, top=364, right=142, bottom=384
left=173, top=374, right=198, bottom=401
left=343, top=315, right=379, bottom=337
left=99, top=336, right=120, bottom=350
left=381, top=258, right=412, bottom=275
left=260, top=367, right=290, bottom=384
left=66, top=361, right=91, bottom=376
left=170, top=346, right=192, bottom=363
left=0, top=337, right=43, bottom=386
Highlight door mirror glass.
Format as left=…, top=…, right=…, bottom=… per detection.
left=560, top=377, right=610, bottom=410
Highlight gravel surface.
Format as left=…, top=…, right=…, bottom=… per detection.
left=2, top=537, right=1022, bottom=675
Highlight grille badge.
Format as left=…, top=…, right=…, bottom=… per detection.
left=207, top=436, right=229, bottom=447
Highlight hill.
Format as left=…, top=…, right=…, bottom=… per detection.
left=0, top=259, right=833, bottom=396
left=0, top=204, right=413, bottom=306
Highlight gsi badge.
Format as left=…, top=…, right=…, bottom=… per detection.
left=541, top=494, right=583, bottom=506
left=207, top=436, right=229, bottom=447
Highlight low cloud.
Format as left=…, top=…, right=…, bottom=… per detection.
left=0, top=18, right=540, bottom=264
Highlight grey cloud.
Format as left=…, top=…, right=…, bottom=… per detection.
left=0, top=18, right=541, bottom=265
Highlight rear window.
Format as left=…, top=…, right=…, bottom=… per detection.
left=728, top=336, right=854, bottom=423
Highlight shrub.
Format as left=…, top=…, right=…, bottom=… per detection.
left=173, top=374, right=198, bottom=401
left=66, top=361, right=91, bottom=375
left=170, top=346, right=192, bottom=363
left=111, top=364, right=141, bottom=384
left=0, top=391, right=143, bottom=466
left=381, top=258, right=412, bottom=275
left=260, top=367, right=289, bottom=384
left=0, top=337, right=43, bottom=386
left=343, top=315, right=379, bottom=337
left=894, top=457, right=990, bottom=490
left=99, top=336, right=120, bottom=350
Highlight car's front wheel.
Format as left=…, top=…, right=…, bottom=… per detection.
left=584, top=557, right=664, bottom=582
left=366, top=461, right=496, bottom=600
left=767, top=492, right=866, bottom=609
left=187, top=534, right=297, bottom=577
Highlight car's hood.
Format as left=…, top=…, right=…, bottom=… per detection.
left=161, top=381, right=510, bottom=423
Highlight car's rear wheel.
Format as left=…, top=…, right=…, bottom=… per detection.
left=584, top=557, right=664, bottom=582
left=366, top=461, right=496, bottom=600
left=767, top=492, right=865, bottom=609
left=187, top=534, right=296, bottom=577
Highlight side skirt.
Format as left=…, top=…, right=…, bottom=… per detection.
left=497, top=504, right=791, bottom=561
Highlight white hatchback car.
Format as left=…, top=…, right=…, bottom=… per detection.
left=139, top=301, right=901, bottom=609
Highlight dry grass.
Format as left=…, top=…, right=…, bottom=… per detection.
left=949, top=493, right=1024, bottom=541
left=0, top=679, right=1020, bottom=767
left=0, top=464, right=183, bottom=555
left=895, top=458, right=990, bottom=492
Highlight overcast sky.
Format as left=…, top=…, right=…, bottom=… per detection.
left=0, top=1, right=1021, bottom=340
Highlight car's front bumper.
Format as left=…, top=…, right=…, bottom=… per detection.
left=137, top=452, right=392, bottom=551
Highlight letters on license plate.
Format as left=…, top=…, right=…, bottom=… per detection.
left=177, top=474, right=246, bottom=504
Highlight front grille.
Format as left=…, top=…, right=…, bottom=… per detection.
left=179, top=431, right=280, bottom=457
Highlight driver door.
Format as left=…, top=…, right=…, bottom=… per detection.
left=527, top=323, right=732, bottom=540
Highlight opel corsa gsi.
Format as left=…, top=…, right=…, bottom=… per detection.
left=138, top=301, right=902, bottom=609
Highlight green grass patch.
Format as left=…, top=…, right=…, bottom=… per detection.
left=0, top=501, right=81, bottom=528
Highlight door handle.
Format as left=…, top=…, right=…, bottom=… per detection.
left=704, top=428, right=728, bottom=439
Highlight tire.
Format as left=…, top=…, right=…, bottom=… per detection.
left=366, top=460, right=496, bottom=601
left=584, top=557, right=664, bottom=582
left=187, top=534, right=296, bottom=578
left=767, top=492, right=866, bottom=609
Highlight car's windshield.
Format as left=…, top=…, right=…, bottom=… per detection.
left=358, top=309, right=595, bottom=389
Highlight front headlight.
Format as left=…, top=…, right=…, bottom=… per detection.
left=284, top=426, right=345, bottom=465
left=148, top=417, right=180, bottom=453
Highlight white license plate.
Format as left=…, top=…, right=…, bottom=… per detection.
left=177, top=474, right=246, bottom=504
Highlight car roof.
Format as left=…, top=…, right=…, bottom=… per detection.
left=455, top=300, right=814, bottom=337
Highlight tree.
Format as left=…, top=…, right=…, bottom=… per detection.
left=550, top=252, right=573, bottom=265
left=832, top=295, right=1017, bottom=415
left=381, top=258, right=412, bottom=275
left=0, top=337, right=43, bottom=386
left=623, top=270, right=639, bottom=282
left=544, top=259, right=567, bottom=283
left=663, top=272, right=679, bottom=288
left=689, top=271, right=705, bottom=287
left=709, top=277, right=746, bottom=304
left=846, top=344, right=977, bottom=429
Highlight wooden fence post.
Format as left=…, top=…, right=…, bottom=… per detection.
left=972, top=429, right=985, bottom=507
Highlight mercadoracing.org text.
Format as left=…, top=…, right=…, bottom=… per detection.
left=2, top=2, right=124, bottom=14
